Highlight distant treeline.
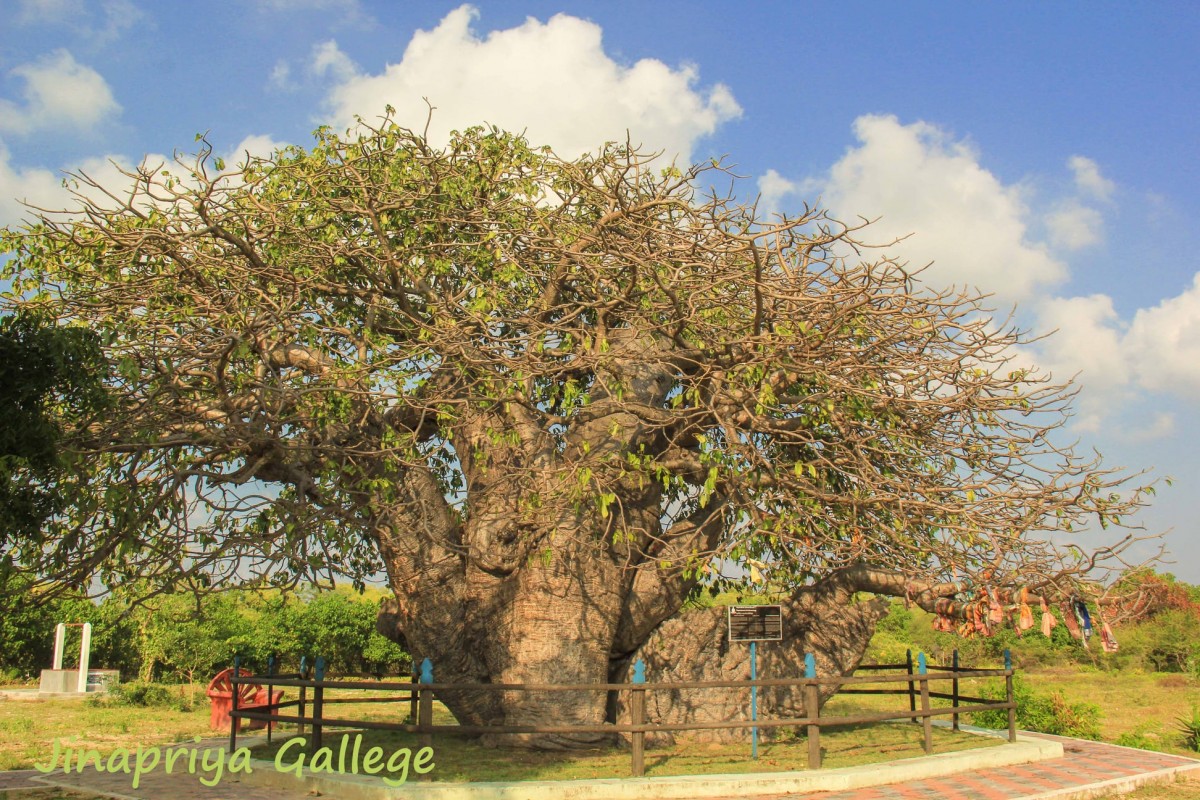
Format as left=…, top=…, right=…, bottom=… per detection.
left=0, top=577, right=409, bottom=683
left=5, top=568, right=1198, bottom=685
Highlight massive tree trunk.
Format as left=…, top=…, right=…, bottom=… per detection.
left=374, top=497, right=721, bottom=749
left=377, top=551, right=965, bottom=749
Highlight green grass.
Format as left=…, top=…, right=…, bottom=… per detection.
left=246, top=687, right=1000, bottom=783
left=3, top=668, right=1197, bottom=785
left=251, top=719, right=995, bottom=783
left=0, top=690, right=214, bottom=771
left=1093, top=773, right=1200, bottom=799
left=1019, top=667, right=1200, bottom=755
left=816, top=665, right=1200, bottom=757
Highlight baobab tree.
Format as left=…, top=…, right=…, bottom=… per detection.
left=0, top=119, right=1156, bottom=747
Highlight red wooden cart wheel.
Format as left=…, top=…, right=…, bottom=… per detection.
left=207, top=667, right=260, bottom=704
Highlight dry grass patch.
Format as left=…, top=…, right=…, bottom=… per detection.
left=1026, top=668, right=1200, bottom=754
left=1093, top=772, right=1200, bottom=800
left=0, top=695, right=214, bottom=771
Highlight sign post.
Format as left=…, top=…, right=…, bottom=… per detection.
left=728, top=605, right=783, bottom=759
left=750, top=641, right=757, bottom=759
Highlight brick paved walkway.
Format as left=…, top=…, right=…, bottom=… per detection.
left=10, top=736, right=301, bottom=800
left=12, top=733, right=1200, bottom=799
left=0, top=769, right=50, bottom=791
left=715, top=734, right=1200, bottom=800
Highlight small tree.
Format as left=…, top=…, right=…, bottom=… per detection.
left=283, top=589, right=408, bottom=675
left=137, top=593, right=250, bottom=692
left=1, top=119, right=1158, bottom=746
left=0, top=311, right=109, bottom=549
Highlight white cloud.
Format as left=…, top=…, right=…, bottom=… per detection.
left=310, top=41, right=359, bottom=83
left=1034, top=294, right=1131, bottom=395
left=319, top=5, right=741, bottom=163
left=93, top=0, right=143, bottom=44
left=764, top=115, right=1194, bottom=424
left=15, top=0, right=143, bottom=45
left=16, top=0, right=86, bottom=25
left=1026, top=273, right=1200, bottom=416
left=1068, top=155, right=1115, bottom=201
left=0, top=142, right=65, bottom=226
left=1042, top=155, right=1113, bottom=250
left=0, top=135, right=286, bottom=229
left=268, top=61, right=294, bottom=92
left=225, top=134, right=288, bottom=167
left=757, top=169, right=801, bottom=217
left=1125, top=411, right=1176, bottom=442
left=1125, top=272, right=1200, bottom=397
left=812, top=114, right=1066, bottom=303
left=0, top=50, right=121, bottom=135
left=1046, top=202, right=1105, bottom=250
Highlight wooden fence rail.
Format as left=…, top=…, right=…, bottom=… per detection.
left=230, top=648, right=1017, bottom=777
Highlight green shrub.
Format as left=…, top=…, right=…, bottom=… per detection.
left=875, top=601, right=913, bottom=635
left=1115, top=731, right=1150, bottom=749
left=970, top=675, right=1102, bottom=739
left=101, top=681, right=176, bottom=708
left=1115, top=728, right=1169, bottom=752
left=0, top=666, right=33, bottom=685
left=863, top=630, right=913, bottom=665
left=1117, top=611, right=1200, bottom=674
left=1177, top=705, right=1200, bottom=752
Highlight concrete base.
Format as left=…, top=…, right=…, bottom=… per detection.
left=240, top=731, right=1062, bottom=800
left=38, top=668, right=119, bottom=694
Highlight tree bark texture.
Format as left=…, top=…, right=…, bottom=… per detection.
left=378, top=560, right=962, bottom=749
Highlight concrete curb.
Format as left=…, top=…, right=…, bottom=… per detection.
left=30, top=775, right=147, bottom=800
left=1021, top=760, right=1200, bottom=800
left=239, top=734, right=1062, bottom=800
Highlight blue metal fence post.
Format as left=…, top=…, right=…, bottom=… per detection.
left=630, top=658, right=646, bottom=777
left=952, top=649, right=960, bottom=731
left=418, top=658, right=434, bottom=751
left=311, top=657, right=326, bottom=754
left=917, top=652, right=933, bottom=753
left=298, top=656, right=308, bottom=736
left=750, top=641, right=758, bottom=760
left=804, top=653, right=820, bottom=768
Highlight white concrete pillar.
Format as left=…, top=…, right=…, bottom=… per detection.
left=52, top=623, right=66, bottom=670
left=77, top=623, right=92, bottom=693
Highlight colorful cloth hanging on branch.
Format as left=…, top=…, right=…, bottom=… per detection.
left=1016, top=587, right=1035, bottom=635
left=1073, top=599, right=1093, bottom=649
left=1040, top=597, right=1057, bottom=637
left=988, top=589, right=1005, bottom=624
left=1060, top=599, right=1083, bottom=639
left=1096, top=606, right=1120, bottom=653
left=927, top=587, right=1116, bottom=650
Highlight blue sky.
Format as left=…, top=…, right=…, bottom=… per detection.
left=2, top=1, right=1197, bottom=579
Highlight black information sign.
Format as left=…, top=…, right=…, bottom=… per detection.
left=727, top=605, right=783, bottom=642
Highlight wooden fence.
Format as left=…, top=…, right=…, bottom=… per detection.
left=229, top=649, right=1017, bottom=777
